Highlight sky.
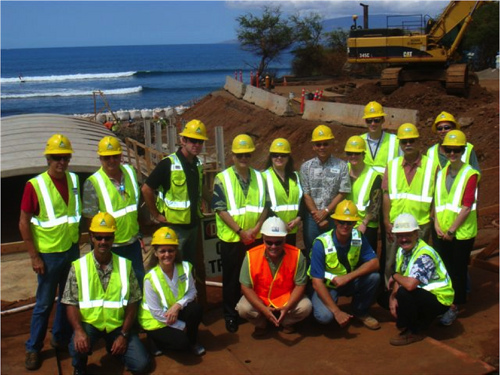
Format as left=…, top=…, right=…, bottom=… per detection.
left=1, top=0, right=451, bottom=49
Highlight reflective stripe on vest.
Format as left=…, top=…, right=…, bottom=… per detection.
left=30, top=172, right=81, bottom=227
left=347, top=165, right=379, bottom=228
left=222, top=168, right=264, bottom=216
left=264, top=170, right=303, bottom=213
left=162, top=154, right=191, bottom=209
left=388, top=156, right=434, bottom=203
left=427, top=143, right=473, bottom=171
left=362, top=132, right=398, bottom=174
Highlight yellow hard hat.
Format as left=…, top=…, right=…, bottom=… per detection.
left=232, top=134, right=255, bottom=153
left=151, top=227, right=179, bottom=245
left=44, top=134, right=73, bottom=155
left=179, top=119, right=209, bottom=140
left=397, top=123, right=419, bottom=139
left=344, top=135, right=366, bottom=152
left=269, top=138, right=291, bottom=154
left=432, top=111, right=459, bottom=133
left=311, top=125, right=334, bottom=142
left=331, top=200, right=361, bottom=222
left=89, top=212, right=117, bottom=233
left=97, top=136, right=122, bottom=156
left=363, top=101, right=386, bottom=119
left=442, top=130, right=467, bottom=147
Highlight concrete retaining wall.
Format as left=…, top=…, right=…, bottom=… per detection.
left=224, top=76, right=246, bottom=99
left=243, top=84, right=293, bottom=117
left=302, top=101, right=418, bottom=130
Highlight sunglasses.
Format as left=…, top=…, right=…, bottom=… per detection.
left=271, top=153, right=289, bottom=159
left=51, top=155, right=71, bottom=162
left=235, top=153, right=252, bottom=159
left=157, top=248, right=176, bottom=254
left=93, top=235, right=114, bottom=241
left=400, top=139, right=416, bottom=145
left=365, top=118, right=382, bottom=124
left=264, top=239, right=284, bottom=247
left=101, top=155, right=121, bottom=161
left=186, top=137, right=204, bottom=145
left=314, top=142, right=329, bottom=148
left=436, top=125, right=453, bottom=131
left=337, top=220, right=355, bottom=226
left=444, top=147, right=465, bottom=154
left=346, top=152, right=363, bottom=157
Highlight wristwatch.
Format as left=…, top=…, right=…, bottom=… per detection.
left=447, top=230, right=455, bottom=237
left=120, top=331, right=130, bottom=339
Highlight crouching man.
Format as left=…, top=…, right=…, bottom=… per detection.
left=309, top=200, right=381, bottom=331
left=62, top=213, right=150, bottom=375
left=236, top=217, right=312, bottom=337
left=385, top=213, right=454, bottom=346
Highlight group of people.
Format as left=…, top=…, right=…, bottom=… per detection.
left=20, top=101, right=479, bottom=373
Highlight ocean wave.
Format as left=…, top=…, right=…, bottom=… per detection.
left=1, top=71, right=137, bottom=84
left=1, top=86, right=143, bottom=99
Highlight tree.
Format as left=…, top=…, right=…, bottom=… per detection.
left=290, top=13, right=325, bottom=76
left=237, top=6, right=294, bottom=76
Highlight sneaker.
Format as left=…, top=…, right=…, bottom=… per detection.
left=356, top=315, right=381, bottom=330
left=440, top=306, right=458, bottom=326
left=390, top=330, right=425, bottom=346
left=281, top=325, right=296, bottom=334
left=225, top=318, right=239, bottom=333
left=148, top=337, right=163, bottom=357
left=189, top=343, right=206, bottom=356
left=25, top=351, right=41, bottom=371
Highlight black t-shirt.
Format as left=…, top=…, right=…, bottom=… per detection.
left=145, top=148, right=201, bottom=227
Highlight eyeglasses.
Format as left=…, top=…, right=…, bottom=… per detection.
left=93, top=235, right=114, bottom=242
left=264, top=239, right=284, bottom=247
left=157, top=248, right=176, bottom=254
left=436, top=125, right=453, bottom=132
left=101, top=155, right=121, bottom=161
left=400, top=139, right=416, bottom=145
left=50, top=155, right=71, bottom=162
left=336, top=220, right=355, bottom=227
left=444, top=147, right=465, bottom=154
left=186, top=137, right=204, bottom=145
left=271, top=153, right=289, bottom=159
left=235, top=153, right=252, bottom=159
left=365, top=118, right=383, bottom=124
left=314, top=142, right=329, bottom=148
left=346, top=152, right=363, bottom=157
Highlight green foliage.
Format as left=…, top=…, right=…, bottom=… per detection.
left=236, top=6, right=294, bottom=76
left=463, top=1, right=499, bottom=69
left=325, top=28, right=350, bottom=52
left=290, top=13, right=323, bottom=48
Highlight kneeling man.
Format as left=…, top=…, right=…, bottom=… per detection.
left=310, top=200, right=381, bottom=330
left=237, top=217, right=312, bottom=337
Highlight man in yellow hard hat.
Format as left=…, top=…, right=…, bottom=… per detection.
left=142, top=119, right=210, bottom=266
left=236, top=217, right=311, bottom=337
left=19, top=134, right=81, bottom=370
left=62, top=213, right=150, bottom=374
left=382, top=123, right=438, bottom=288
left=300, top=124, right=351, bottom=254
left=83, top=136, right=144, bottom=288
left=212, top=134, right=268, bottom=333
left=309, top=200, right=381, bottom=331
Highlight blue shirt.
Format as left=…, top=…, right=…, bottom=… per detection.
left=309, top=230, right=377, bottom=279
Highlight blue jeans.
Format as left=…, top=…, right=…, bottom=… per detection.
left=311, top=272, right=380, bottom=324
left=168, top=224, right=200, bottom=265
left=25, top=243, right=79, bottom=352
left=69, top=322, right=150, bottom=373
left=303, top=212, right=334, bottom=258
left=112, top=239, right=145, bottom=290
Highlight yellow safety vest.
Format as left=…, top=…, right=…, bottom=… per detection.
left=74, top=252, right=131, bottom=332
left=263, top=168, right=303, bottom=234
left=138, top=262, right=192, bottom=331
left=395, top=240, right=454, bottom=306
left=346, top=164, right=380, bottom=228
left=427, top=142, right=474, bottom=171
left=157, top=153, right=203, bottom=224
left=435, top=164, right=478, bottom=240
left=215, top=167, right=265, bottom=243
left=387, top=155, right=437, bottom=225
left=88, top=165, right=139, bottom=244
left=361, top=132, right=399, bottom=174
left=308, top=229, right=362, bottom=289
left=29, top=171, right=81, bottom=253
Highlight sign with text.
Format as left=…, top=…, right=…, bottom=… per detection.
left=202, top=216, right=222, bottom=277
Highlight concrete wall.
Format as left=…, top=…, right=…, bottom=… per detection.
left=302, top=101, right=419, bottom=130
left=224, top=76, right=246, bottom=99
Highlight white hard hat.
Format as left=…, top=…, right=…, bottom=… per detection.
left=261, top=216, right=288, bottom=237
left=392, top=213, right=420, bottom=233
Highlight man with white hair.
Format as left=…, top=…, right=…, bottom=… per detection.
left=236, top=216, right=311, bottom=337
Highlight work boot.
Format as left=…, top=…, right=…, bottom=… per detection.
left=356, top=315, right=381, bottom=330
left=281, top=325, right=296, bottom=334
left=252, top=325, right=270, bottom=339
left=390, top=330, right=425, bottom=346
left=25, top=351, right=41, bottom=371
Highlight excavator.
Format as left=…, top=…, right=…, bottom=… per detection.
left=347, top=1, right=484, bottom=96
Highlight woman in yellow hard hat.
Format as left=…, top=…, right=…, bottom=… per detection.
left=433, top=130, right=479, bottom=326
left=427, top=111, right=480, bottom=173
left=263, top=138, right=303, bottom=246
left=138, top=227, right=205, bottom=356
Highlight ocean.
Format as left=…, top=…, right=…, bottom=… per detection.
left=1, top=44, right=292, bottom=117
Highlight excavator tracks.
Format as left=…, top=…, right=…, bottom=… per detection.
left=380, top=67, right=402, bottom=94
left=446, top=63, right=469, bottom=96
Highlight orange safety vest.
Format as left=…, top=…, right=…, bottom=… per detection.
left=248, top=244, right=300, bottom=308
